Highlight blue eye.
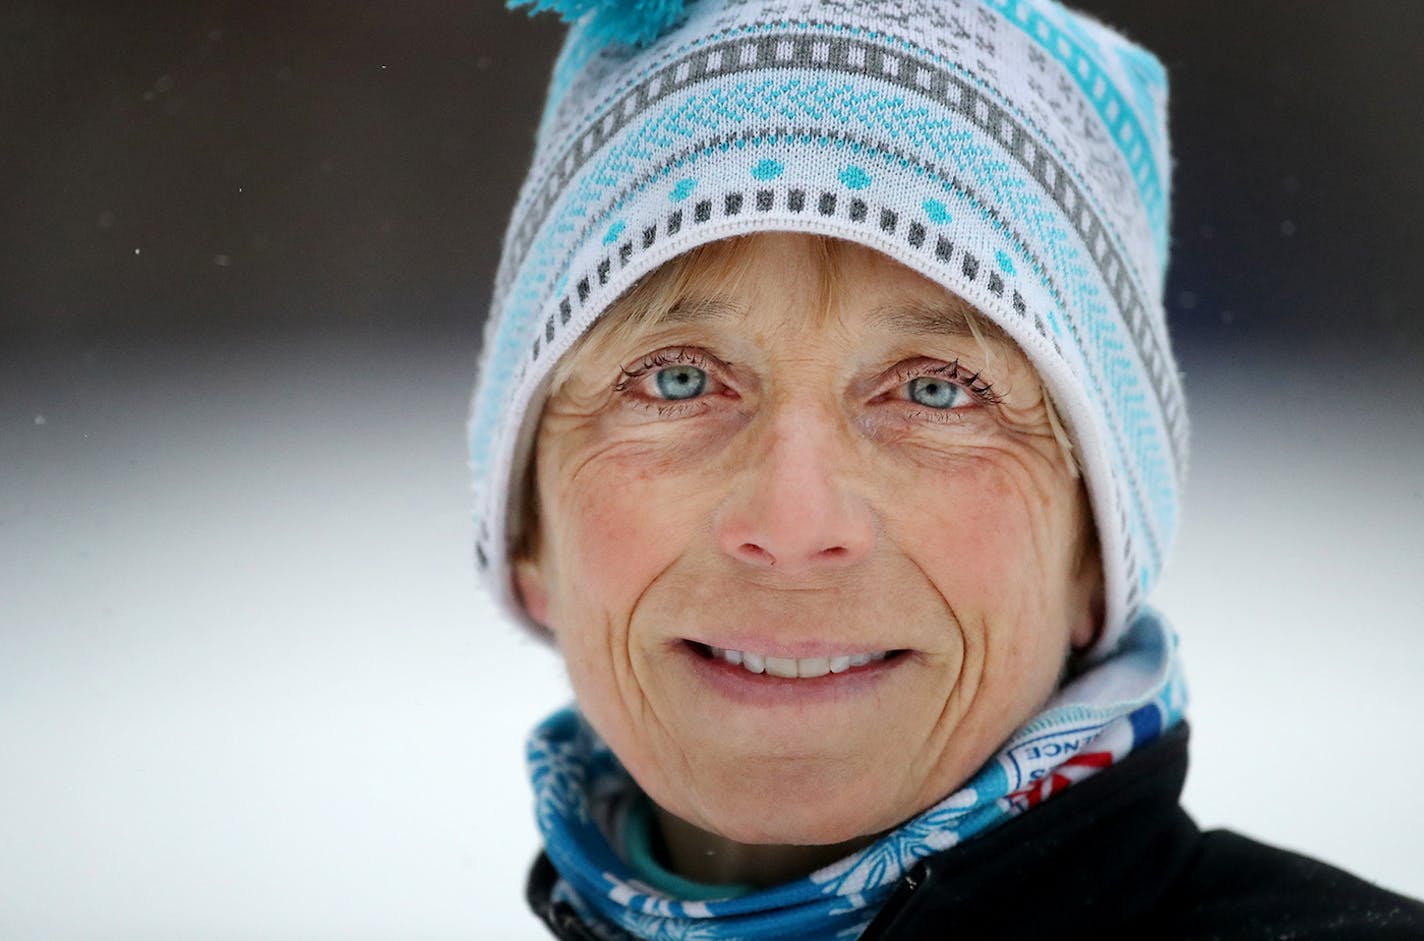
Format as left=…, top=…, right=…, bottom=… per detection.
left=907, top=376, right=966, bottom=409
left=654, top=365, right=708, bottom=400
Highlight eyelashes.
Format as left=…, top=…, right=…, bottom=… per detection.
left=889, top=358, right=1002, bottom=407
left=613, top=346, right=1001, bottom=420
left=613, top=347, right=715, bottom=394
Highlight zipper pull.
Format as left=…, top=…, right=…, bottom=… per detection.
left=858, top=860, right=932, bottom=939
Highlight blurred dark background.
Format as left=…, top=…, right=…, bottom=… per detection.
left=3, top=1, right=1421, bottom=361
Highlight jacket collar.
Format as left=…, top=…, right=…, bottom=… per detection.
left=861, top=722, right=1195, bottom=939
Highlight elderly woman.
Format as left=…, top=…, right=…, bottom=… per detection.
left=469, top=1, right=1424, bottom=938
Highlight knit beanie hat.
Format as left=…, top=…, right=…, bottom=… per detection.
left=468, top=0, right=1186, bottom=657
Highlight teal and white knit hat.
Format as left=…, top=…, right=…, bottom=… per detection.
left=469, top=0, right=1186, bottom=657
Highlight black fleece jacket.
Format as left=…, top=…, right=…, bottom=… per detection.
left=526, top=723, right=1424, bottom=940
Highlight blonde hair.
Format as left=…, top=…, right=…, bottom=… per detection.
left=513, top=235, right=1078, bottom=562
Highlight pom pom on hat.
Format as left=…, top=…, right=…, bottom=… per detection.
left=509, top=0, right=687, bottom=49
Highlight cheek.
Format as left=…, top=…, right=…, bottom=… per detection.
left=549, top=451, right=716, bottom=626
left=895, top=461, right=1024, bottom=569
left=887, top=453, right=1070, bottom=621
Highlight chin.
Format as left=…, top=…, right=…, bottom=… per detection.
left=677, top=771, right=900, bottom=847
left=714, top=815, right=879, bottom=848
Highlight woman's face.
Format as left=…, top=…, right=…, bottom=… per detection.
left=517, top=233, right=1100, bottom=847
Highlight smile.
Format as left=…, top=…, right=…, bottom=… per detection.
left=689, top=641, right=900, bottom=678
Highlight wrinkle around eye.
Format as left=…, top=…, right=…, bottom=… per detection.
left=560, top=413, right=745, bottom=487
left=546, top=375, right=621, bottom=423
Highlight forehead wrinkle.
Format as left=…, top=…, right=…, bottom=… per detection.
left=647, top=295, right=856, bottom=355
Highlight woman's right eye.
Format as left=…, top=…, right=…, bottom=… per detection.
left=614, top=348, right=731, bottom=414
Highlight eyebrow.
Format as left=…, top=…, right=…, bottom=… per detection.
left=657, top=297, right=746, bottom=326
left=867, top=301, right=978, bottom=338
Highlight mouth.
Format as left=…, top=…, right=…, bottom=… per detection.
left=685, top=640, right=908, bottom=679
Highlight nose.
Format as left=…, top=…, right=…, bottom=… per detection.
left=713, top=405, right=875, bottom=574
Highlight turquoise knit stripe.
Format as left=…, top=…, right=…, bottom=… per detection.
left=985, top=0, right=1170, bottom=266
left=523, top=6, right=1169, bottom=278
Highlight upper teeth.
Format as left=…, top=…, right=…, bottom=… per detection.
left=708, top=646, right=889, bottom=678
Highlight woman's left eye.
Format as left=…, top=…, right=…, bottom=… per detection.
left=905, top=375, right=969, bottom=410
left=654, top=365, right=708, bottom=400
left=888, top=358, right=997, bottom=417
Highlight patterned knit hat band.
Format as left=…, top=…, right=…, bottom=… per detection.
left=469, top=0, right=1187, bottom=656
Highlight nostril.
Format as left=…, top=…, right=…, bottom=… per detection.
left=738, top=543, right=776, bottom=566
left=820, top=546, right=848, bottom=559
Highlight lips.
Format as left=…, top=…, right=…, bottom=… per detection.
left=687, top=641, right=900, bottom=678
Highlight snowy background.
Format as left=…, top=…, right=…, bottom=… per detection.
left=3, top=1, right=1421, bottom=938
